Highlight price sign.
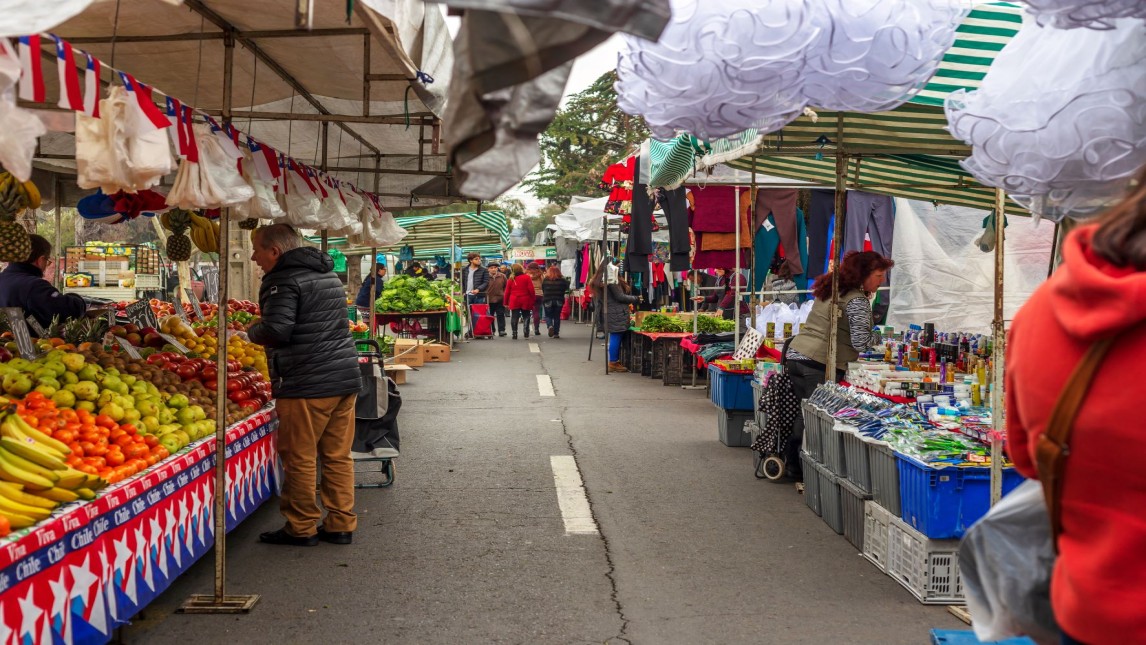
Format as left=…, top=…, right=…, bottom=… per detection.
left=25, top=315, right=48, bottom=338
left=157, top=333, right=189, bottom=354
left=2, top=308, right=41, bottom=359
left=125, top=299, right=158, bottom=330
left=113, top=336, right=142, bottom=359
left=105, top=310, right=117, bottom=328
left=184, top=288, right=204, bottom=320
left=176, top=302, right=192, bottom=324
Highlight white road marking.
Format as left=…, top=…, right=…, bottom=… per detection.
left=549, top=456, right=599, bottom=536
left=536, top=374, right=555, bottom=397
left=528, top=343, right=540, bottom=353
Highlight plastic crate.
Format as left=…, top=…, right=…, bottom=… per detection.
left=662, top=342, right=686, bottom=386
left=650, top=339, right=666, bottom=379
left=841, top=429, right=872, bottom=493
left=820, top=413, right=847, bottom=477
left=717, top=409, right=754, bottom=447
left=816, top=461, right=843, bottom=534
left=930, top=629, right=1037, bottom=645
left=862, top=500, right=892, bottom=572
left=897, top=454, right=1025, bottom=539
left=887, top=515, right=963, bottom=604
left=800, top=401, right=822, bottom=460
left=751, top=381, right=765, bottom=428
left=868, top=440, right=901, bottom=516
left=708, top=365, right=755, bottom=411
left=631, top=334, right=648, bottom=376
left=801, top=451, right=821, bottom=517
left=840, top=478, right=872, bottom=550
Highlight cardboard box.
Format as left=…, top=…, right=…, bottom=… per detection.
left=393, top=339, right=424, bottom=367
left=383, top=363, right=411, bottom=385
left=423, top=342, right=451, bottom=363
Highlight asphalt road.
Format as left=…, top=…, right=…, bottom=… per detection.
left=125, top=320, right=961, bottom=644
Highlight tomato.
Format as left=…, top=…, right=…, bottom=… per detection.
left=236, top=399, right=260, bottom=412
left=83, top=456, right=106, bottom=469
left=77, top=464, right=99, bottom=476
left=176, top=364, right=198, bottom=380
left=202, top=366, right=218, bottom=381
left=53, top=429, right=77, bottom=444
left=113, top=434, right=134, bottom=448
left=109, top=428, right=125, bottom=441
left=125, top=454, right=149, bottom=469
left=105, top=449, right=125, bottom=467
left=202, top=378, right=217, bottom=391
left=120, top=424, right=138, bottom=436
left=65, top=455, right=83, bottom=468
left=151, top=446, right=170, bottom=461
left=94, top=414, right=117, bottom=429
left=59, top=409, right=78, bottom=423
left=226, top=380, right=242, bottom=393
left=78, top=441, right=96, bottom=456
left=145, top=454, right=159, bottom=466
left=142, top=434, right=159, bottom=448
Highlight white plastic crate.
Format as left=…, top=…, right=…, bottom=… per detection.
left=862, top=500, right=891, bottom=572
left=886, top=515, right=964, bottom=604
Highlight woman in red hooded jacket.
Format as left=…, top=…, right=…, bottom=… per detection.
left=502, top=263, right=537, bottom=340
left=1006, top=167, right=1146, bottom=645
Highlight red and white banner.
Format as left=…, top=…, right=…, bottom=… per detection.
left=17, top=35, right=45, bottom=103
left=53, top=36, right=83, bottom=112
left=83, top=53, right=100, bottom=117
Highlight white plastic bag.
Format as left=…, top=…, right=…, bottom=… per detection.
left=0, top=43, right=45, bottom=182
left=234, top=152, right=285, bottom=221
left=167, top=124, right=253, bottom=209
left=76, top=85, right=173, bottom=193
left=959, top=479, right=1059, bottom=645
left=280, top=168, right=324, bottom=228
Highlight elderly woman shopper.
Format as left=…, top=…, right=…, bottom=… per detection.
left=590, top=260, right=639, bottom=373
left=1006, top=167, right=1146, bottom=645
left=784, top=251, right=893, bottom=477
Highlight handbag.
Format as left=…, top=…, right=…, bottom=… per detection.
left=960, top=336, right=1119, bottom=644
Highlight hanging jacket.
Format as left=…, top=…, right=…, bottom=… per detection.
left=248, top=247, right=361, bottom=399
left=503, top=274, right=537, bottom=310
left=0, top=263, right=87, bottom=331
left=1006, top=225, right=1146, bottom=645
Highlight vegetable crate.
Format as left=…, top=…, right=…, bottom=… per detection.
left=801, top=451, right=821, bottom=517
left=896, top=454, right=1024, bottom=539
left=862, top=500, right=892, bottom=572
left=887, top=514, right=964, bottom=605
left=717, top=409, right=754, bottom=447
left=708, top=365, right=754, bottom=410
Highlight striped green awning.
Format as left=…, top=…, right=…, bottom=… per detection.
left=390, top=210, right=511, bottom=252
left=410, top=244, right=504, bottom=260
left=645, top=3, right=1025, bottom=213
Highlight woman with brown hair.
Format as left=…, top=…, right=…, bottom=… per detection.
left=541, top=264, right=570, bottom=338
left=1006, top=169, right=1146, bottom=645
left=502, top=263, right=538, bottom=339
left=590, top=260, right=639, bottom=373
left=784, top=250, right=894, bottom=477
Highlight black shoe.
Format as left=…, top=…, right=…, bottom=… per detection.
left=259, top=529, right=318, bottom=546
left=553, top=334, right=560, bottom=339
left=534, top=328, right=541, bottom=336
left=548, top=328, right=554, bottom=337
left=512, top=333, right=517, bottom=339
left=317, top=526, right=353, bottom=545
left=498, top=332, right=507, bottom=337
left=524, top=329, right=530, bottom=338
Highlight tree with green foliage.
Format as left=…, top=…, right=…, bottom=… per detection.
left=517, top=203, right=565, bottom=244
left=522, top=71, right=649, bottom=209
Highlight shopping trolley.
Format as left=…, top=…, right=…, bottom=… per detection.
left=352, top=339, right=402, bottom=488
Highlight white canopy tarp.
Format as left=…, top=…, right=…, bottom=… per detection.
left=888, top=198, right=1055, bottom=335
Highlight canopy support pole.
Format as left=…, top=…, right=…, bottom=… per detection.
left=603, top=215, right=609, bottom=374
left=53, top=175, right=62, bottom=289
left=734, top=185, right=741, bottom=349
left=825, top=150, right=848, bottom=381
left=371, top=156, right=380, bottom=343
left=451, top=217, right=457, bottom=348
left=749, top=160, right=758, bottom=314
left=320, top=122, right=329, bottom=253
left=990, top=187, right=1007, bottom=506
left=682, top=270, right=706, bottom=390
left=180, top=32, right=259, bottom=615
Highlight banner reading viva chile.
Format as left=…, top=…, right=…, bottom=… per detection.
left=0, top=408, right=279, bottom=644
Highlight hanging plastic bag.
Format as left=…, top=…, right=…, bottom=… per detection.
left=315, top=174, right=355, bottom=232
left=0, top=41, right=45, bottom=182
left=234, top=151, right=285, bottom=221
left=76, top=87, right=128, bottom=191
left=280, top=164, right=324, bottom=229
left=121, top=88, right=175, bottom=191
left=167, top=124, right=253, bottom=209
left=959, top=479, right=1060, bottom=645
left=332, top=187, right=364, bottom=237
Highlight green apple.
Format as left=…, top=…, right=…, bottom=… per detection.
left=2, top=373, right=32, bottom=396
left=167, top=393, right=189, bottom=409
left=98, top=402, right=125, bottom=422
left=75, top=401, right=95, bottom=412
left=51, top=390, right=76, bottom=408
left=140, top=415, right=160, bottom=433
left=61, top=353, right=85, bottom=373
left=71, top=381, right=99, bottom=402
left=76, top=365, right=100, bottom=382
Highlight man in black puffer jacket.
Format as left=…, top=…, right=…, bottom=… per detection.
left=247, top=224, right=361, bottom=547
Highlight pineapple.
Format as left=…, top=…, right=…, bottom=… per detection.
left=0, top=220, right=30, bottom=263
left=163, top=209, right=193, bottom=262
left=53, top=316, right=108, bottom=346
left=238, top=218, right=259, bottom=230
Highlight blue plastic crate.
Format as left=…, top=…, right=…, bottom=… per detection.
left=708, top=365, right=755, bottom=411
left=930, top=629, right=1035, bottom=645
left=897, top=454, right=1024, bottom=539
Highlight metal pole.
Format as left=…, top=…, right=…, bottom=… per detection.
left=369, top=246, right=378, bottom=337
left=603, top=215, right=609, bottom=374
left=179, top=31, right=258, bottom=616
left=320, top=122, right=329, bottom=254
left=1048, top=220, right=1062, bottom=278
left=371, top=155, right=380, bottom=347
left=734, top=186, right=741, bottom=349
left=990, top=188, right=1007, bottom=506
left=53, top=176, right=62, bottom=289
left=750, top=160, right=758, bottom=314
left=824, top=152, right=848, bottom=382
left=451, top=217, right=457, bottom=346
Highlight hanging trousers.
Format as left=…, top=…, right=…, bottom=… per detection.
left=660, top=187, right=692, bottom=272
left=845, top=191, right=895, bottom=258
left=627, top=156, right=653, bottom=275
left=807, top=190, right=836, bottom=281
left=754, top=189, right=801, bottom=275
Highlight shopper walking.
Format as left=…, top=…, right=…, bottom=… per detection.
left=541, top=265, right=570, bottom=338
left=783, top=251, right=892, bottom=478
left=355, top=262, right=386, bottom=309
left=528, top=262, right=545, bottom=336
left=1005, top=169, right=1146, bottom=645
left=503, top=263, right=537, bottom=339
left=590, top=260, right=639, bottom=373
left=459, top=252, right=490, bottom=340
left=486, top=261, right=508, bottom=337
left=248, top=224, right=361, bottom=546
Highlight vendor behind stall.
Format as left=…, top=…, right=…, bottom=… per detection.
left=783, top=251, right=893, bottom=476
left=0, top=234, right=86, bottom=331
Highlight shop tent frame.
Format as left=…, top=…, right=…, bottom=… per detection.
left=9, top=0, right=461, bottom=616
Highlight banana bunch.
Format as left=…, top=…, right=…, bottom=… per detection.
left=0, top=413, right=102, bottom=529
left=189, top=212, right=220, bottom=253
left=0, top=172, right=41, bottom=219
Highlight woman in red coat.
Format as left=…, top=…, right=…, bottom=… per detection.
left=1006, top=167, right=1146, bottom=645
left=502, top=263, right=537, bottom=339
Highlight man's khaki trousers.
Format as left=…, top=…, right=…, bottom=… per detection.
left=275, top=394, right=358, bottom=536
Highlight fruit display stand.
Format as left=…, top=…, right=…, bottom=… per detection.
left=0, top=406, right=279, bottom=643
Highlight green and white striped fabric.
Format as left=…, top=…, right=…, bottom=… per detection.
left=645, top=3, right=1025, bottom=213
left=391, top=210, right=511, bottom=251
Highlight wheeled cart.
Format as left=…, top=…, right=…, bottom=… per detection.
left=352, top=340, right=402, bottom=488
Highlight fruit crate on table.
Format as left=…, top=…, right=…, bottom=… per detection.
left=897, top=454, right=1024, bottom=539
left=841, top=477, right=872, bottom=550
left=134, top=274, right=162, bottom=290
left=862, top=500, right=892, bottom=572
left=801, top=450, right=821, bottom=517
left=887, top=514, right=964, bottom=604
left=717, top=409, right=754, bottom=447
left=707, top=365, right=754, bottom=411
left=819, top=410, right=847, bottom=477
left=815, top=460, right=843, bottom=534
